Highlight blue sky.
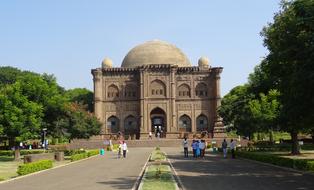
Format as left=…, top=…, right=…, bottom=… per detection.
left=0, top=1, right=281, bottom=95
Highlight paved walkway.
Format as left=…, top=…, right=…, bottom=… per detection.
left=0, top=148, right=152, bottom=190
left=164, top=147, right=314, bottom=190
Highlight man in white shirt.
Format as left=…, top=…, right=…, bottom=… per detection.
left=182, top=137, right=189, bottom=158
left=230, top=139, right=236, bottom=159
left=122, top=141, right=128, bottom=158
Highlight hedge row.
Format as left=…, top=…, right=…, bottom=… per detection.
left=64, top=149, right=86, bottom=156
left=236, top=151, right=314, bottom=172
left=87, top=150, right=99, bottom=157
left=71, top=153, right=88, bottom=161
left=245, top=143, right=314, bottom=152
left=0, top=150, right=52, bottom=156
left=70, top=150, right=99, bottom=162
left=17, top=160, right=53, bottom=175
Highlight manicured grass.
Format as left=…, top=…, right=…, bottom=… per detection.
left=0, top=156, right=20, bottom=180
left=150, top=150, right=166, bottom=161
left=141, top=165, right=176, bottom=190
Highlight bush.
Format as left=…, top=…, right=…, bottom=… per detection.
left=64, top=149, right=86, bottom=156
left=17, top=160, right=53, bottom=175
left=206, top=144, right=212, bottom=149
left=0, top=150, right=13, bottom=156
left=20, top=150, right=51, bottom=155
left=236, top=151, right=314, bottom=172
left=150, top=150, right=166, bottom=161
left=87, top=150, right=99, bottom=157
left=0, top=150, right=50, bottom=156
left=70, top=152, right=88, bottom=161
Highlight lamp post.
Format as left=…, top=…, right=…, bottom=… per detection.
left=42, top=128, right=47, bottom=150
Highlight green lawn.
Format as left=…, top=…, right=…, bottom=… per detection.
left=0, top=156, right=20, bottom=181
left=0, top=155, right=71, bottom=181
left=141, top=165, right=176, bottom=190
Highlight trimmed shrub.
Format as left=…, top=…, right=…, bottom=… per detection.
left=17, top=160, right=53, bottom=175
left=0, top=150, right=13, bottom=156
left=236, top=151, right=314, bottom=172
left=150, top=150, right=166, bottom=161
left=64, top=149, right=86, bottom=156
left=87, top=150, right=99, bottom=157
left=70, top=152, right=88, bottom=161
left=20, top=150, right=51, bottom=155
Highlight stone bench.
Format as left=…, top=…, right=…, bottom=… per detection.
left=24, top=152, right=64, bottom=163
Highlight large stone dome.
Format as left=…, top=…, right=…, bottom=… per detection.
left=121, top=40, right=191, bottom=68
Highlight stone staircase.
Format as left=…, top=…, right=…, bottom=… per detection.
left=68, top=138, right=248, bottom=149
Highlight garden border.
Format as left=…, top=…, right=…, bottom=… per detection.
left=0, top=154, right=99, bottom=184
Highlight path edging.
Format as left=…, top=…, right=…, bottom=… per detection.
left=131, top=153, right=151, bottom=190
left=0, top=154, right=99, bottom=184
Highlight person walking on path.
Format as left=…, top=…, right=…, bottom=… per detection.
left=122, top=141, right=128, bottom=158
left=222, top=139, right=228, bottom=158
left=196, top=140, right=201, bottom=158
left=230, top=139, right=236, bottom=159
left=199, top=140, right=206, bottom=158
left=191, top=140, right=197, bottom=158
left=182, top=137, right=189, bottom=158
left=149, top=131, right=152, bottom=139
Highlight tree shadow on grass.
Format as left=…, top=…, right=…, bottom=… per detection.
left=97, top=176, right=138, bottom=189
left=0, top=156, right=14, bottom=162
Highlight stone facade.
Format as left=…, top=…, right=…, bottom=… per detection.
left=91, top=40, right=224, bottom=139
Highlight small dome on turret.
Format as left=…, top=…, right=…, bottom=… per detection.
left=102, top=58, right=113, bottom=68
left=198, top=56, right=210, bottom=69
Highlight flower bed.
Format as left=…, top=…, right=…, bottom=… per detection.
left=140, top=165, right=176, bottom=190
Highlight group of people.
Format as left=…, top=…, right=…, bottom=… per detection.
left=222, top=138, right=236, bottom=159
left=182, top=138, right=237, bottom=159
left=182, top=138, right=206, bottom=158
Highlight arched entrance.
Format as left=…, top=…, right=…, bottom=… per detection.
left=107, top=116, right=119, bottom=133
left=196, top=114, right=208, bottom=132
left=124, top=115, right=138, bottom=140
left=150, top=107, right=166, bottom=138
left=179, top=114, right=192, bottom=132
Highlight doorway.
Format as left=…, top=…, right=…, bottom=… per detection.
left=150, top=107, right=166, bottom=138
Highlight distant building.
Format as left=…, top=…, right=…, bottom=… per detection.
left=91, top=40, right=224, bottom=139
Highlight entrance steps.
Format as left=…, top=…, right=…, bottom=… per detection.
left=69, top=139, right=184, bottom=149
left=68, top=138, right=248, bottom=149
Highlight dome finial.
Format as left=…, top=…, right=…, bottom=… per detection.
left=198, top=56, right=210, bottom=69
left=102, top=58, right=113, bottom=68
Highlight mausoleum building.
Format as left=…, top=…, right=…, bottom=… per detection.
left=91, top=40, right=224, bottom=139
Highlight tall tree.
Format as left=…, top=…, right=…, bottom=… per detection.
left=261, top=0, right=314, bottom=154
left=249, top=90, right=281, bottom=142
left=219, top=85, right=258, bottom=139
left=65, top=88, right=94, bottom=112
left=58, top=103, right=101, bottom=140
left=0, top=83, right=43, bottom=158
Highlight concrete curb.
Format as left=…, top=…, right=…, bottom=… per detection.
left=167, top=157, right=185, bottom=190
left=0, top=154, right=99, bottom=184
left=131, top=153, right=151, bottom=190
left=136, top=152, right=181, bottom=190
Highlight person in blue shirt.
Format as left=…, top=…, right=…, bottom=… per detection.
left=191, top=140, right=197, bottom=158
